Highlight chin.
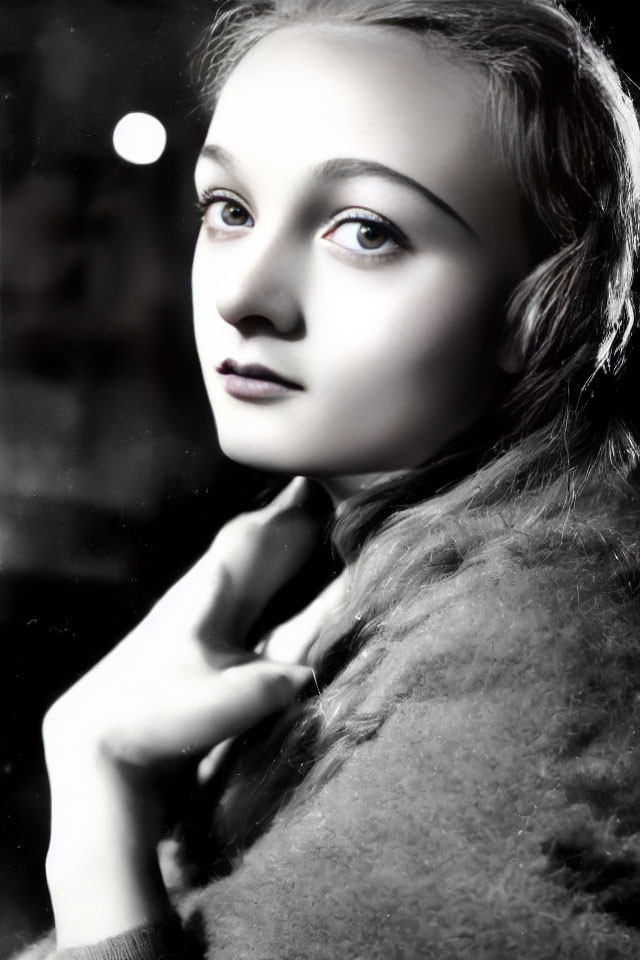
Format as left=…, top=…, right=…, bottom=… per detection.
left=216, top=432, right=309, bottom=476
left=212, top=405, right=430, bottom=476
left=216, top=431, right=408, bottom=478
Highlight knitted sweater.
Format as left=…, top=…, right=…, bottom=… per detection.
left=22, top=490, right=640, bottom=959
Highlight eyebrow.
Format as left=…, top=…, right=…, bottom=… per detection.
left=198, top=145, right=478, bottom=239
left=199, top=143, right=239, bottom=174
left=315, top=158, right=477, bottom=239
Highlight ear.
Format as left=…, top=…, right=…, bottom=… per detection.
left=496, top=331, right=525, bottom=374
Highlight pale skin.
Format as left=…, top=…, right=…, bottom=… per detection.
left=44, top=24, right=531, bottom=947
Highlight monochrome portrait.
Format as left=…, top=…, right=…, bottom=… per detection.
left=2, top=2, right=640, bottom=957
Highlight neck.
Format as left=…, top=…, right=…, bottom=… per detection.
left=313, top=470, right=409, bottom=511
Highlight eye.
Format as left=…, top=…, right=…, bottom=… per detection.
left=322, top=210, right=408, bottom=260
left=197, top=191, right=254, bottom=234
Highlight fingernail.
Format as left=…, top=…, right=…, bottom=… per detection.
left=279, top=667, right=314, bottom=702
left=268, top=476, right=306, bottom=509
left=273, top=477, right=331, bottom=516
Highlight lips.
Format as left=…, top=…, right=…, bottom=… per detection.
left=217, top=358, right=303, bottom=390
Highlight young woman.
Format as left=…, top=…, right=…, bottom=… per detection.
left=25, top=0, right=640, bottom=957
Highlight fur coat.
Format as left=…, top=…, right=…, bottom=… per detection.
left=21, top=488, right=640, bottom=959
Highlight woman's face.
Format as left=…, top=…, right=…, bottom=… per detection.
left=192, top=25, right=529, bottom=479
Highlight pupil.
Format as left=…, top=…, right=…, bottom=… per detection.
left=357, top=223, right=386, bottom=249
left=222, top=203, right=247, bottom=226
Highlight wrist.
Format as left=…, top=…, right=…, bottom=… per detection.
left=45, top=736, right=169, bottom=948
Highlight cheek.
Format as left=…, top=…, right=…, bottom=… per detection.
left=190, top=237, right=509, bottom=474
left=192, top=235, right=212, bottom=327
left=192, top=237, right=225, bottom=371
left=191, top=238, right=207, bottom=344
left=301, top=256, right=506, bottom=466
left=313, top=254, right=503, bottom=401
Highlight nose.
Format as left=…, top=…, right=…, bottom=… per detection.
left=213, top=231, right=304, bottom=337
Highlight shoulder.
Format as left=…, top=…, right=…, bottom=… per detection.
left=340, top=483, right=640, bottom=696
left=346, top=483, right=640, bottom=649
left=181, top=486, right=640, bottom=959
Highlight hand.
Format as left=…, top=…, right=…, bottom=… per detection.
left=42, top=477, right=331, bottom=946
left=44, top=477, right=324, bottom=771
left=197, top=570, right=348, bottom=784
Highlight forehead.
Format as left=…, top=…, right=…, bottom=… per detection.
left=205, top=24, right=528, bottom=266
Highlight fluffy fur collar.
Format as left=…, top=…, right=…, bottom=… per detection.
left=175, top=488, right=640, bottom=958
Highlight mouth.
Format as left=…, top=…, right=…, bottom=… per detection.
left=216, top=358, right=303, bottom=399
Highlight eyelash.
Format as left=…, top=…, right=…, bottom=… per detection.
left=196, top=189, right=253, bottom=229
left=196, top=190, right=411, bottom=262
left=321, top=208, right=410, bottom=263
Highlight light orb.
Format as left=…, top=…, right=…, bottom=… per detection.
left=112, top=112, right=167, bottom=165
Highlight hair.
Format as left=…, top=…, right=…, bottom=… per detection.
left=175, top=0, right=640, bottom=881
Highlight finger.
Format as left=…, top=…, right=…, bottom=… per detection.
left=134, top=661, right=313, bottom=763
left=259, top=475, right=311, bottom=518
left=254, top=478, right=331, bottom=546
left=205, top=481, right=331, bottom=641
left=251, top=478, right=330, bottom=570
left=209, top=660, right=313, bottom=741
left=259, top=573, right=347, bottom=664
left=197, top=641, right=318, bottom=785
left=197, top=737, right=235, bottom=786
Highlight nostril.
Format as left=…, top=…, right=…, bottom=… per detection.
left=213, top=264, right=304, bottom=336
left=219, top=311, right=306, bottom=341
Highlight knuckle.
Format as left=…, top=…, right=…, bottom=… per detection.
left=42, top=685, right=107, bottom=752
left=214, top=512, right=265, bottom=550
left=41, top=701, right=58, bottom=744
left=41, top=693, right=75, bottom=748
left=260, top=671, right=294, bottom=703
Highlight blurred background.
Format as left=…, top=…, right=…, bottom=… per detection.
left=0, top=1, right=269, bottom=953
left=0, top=0, right=637, bottom=955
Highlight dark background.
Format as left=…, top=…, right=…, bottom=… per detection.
left=0, top=1, right=637, bottom=955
